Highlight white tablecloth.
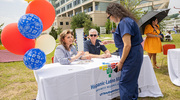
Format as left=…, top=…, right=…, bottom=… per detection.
left=168, top=49, right=180, bottom=86
left=34, top=55, right=163, bottom=100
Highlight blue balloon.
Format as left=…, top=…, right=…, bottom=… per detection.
left=18, top=14, right=43, bottom=39
left=23, top=48, right=46, bottom=70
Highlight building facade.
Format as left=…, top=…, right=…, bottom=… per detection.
left=49, top=0, right=118, bottom=30
left=137, top=0, right=169, bottom=11
left=49, top=0, right=170, bottom=30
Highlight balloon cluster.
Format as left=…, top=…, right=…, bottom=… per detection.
left=1, top=0, right=56, bottom=70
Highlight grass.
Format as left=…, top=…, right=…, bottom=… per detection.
left=0, top=34, right=180, bottom=100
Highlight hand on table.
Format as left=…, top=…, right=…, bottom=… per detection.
left=77, top=51, right=84, bottom=57
left=105, top=53, right=111, bottom=58
left=84, top=55, right=91, bottom=60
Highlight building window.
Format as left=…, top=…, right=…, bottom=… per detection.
left=56, top=3, right=59, bottom=8
left=90, top=18, right=92, bottom=21
left=60, top=22, right=63, bottom=25
left=84, top=9, right=87, bottom=13
left=88, top=7, right=92, bottom=12
left=66, top=22, right=69, bottom=25
left=82, top=0, right=87, bottom=3
left=61, top=0, right=65, bottom=5
left=77, top=0, right=80, bottom=5
left=73, top=1, right=76, bottom=6
left=67, top=3, right=72, bottom=9
left=56, top=9, right=60, bottom=14
left=61, top=7, right=65, bottom=12
left=95, top=5, right=98, bottom=10
left=73, top=0, right=80, bottom=6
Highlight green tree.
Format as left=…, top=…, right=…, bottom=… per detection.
left=56, top=27, right=62, bottom=35
left=70, top=12, right=93, bottom=35
left=83, top=17, right=93, bottom=35
left=120, top=0, right=144, bottom=21
left=0, top=23, right=4, bottom=44
left=49, top=27, right=58, bottom=40
left=105, top=19, right=116, bottom=34
left=93, top=24, right=100, bottom=34
left=105, top=19, right=111, bottom=34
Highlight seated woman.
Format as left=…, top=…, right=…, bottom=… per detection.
left=165, top=30, right=173, bottom=41
left=54, top=30, right=91, bottom=65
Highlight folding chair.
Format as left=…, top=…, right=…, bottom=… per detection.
left=161, top=44, right=176, bottom=67
left=52, top=56, right=54, bottom=63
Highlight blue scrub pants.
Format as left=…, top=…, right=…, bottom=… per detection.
left=119, top=45, right=143, bottom=100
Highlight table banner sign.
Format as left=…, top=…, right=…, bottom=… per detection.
left=88, top=62, right=120, bottom=99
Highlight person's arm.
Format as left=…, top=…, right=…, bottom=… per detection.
left=104, top=50, right=111, bottom=54
left=54, top=47, right=72, bottom=65
left=116, top=34, right=131, bottom=71
left=70, top=51, right=84, bottom=62
left=80, top=54, right=91, bottom=60
left=103, top=49, right=111, bottom=58
left=101, top=40, right=114, bottom=45
left=85, top=52, right=107, bottom=58
left=146, top=33, right=162, bottom=38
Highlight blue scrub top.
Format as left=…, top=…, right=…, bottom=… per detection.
left=84, top=39, right=107, bottom=55
left=114, top=17, right=143, bottom=56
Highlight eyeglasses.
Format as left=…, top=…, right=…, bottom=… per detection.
left=107, top=14, right=111, bottom=19
left=90, top=34, right=97, bottom=37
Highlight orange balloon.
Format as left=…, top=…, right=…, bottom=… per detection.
left=26, top=0, right=55, bottom=31
left=1, top=23, right=35, bottom=55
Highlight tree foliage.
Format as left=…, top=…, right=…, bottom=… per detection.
left=56, top=27, right=62, bottom=35
left=105, top=19, right=116, bottom=34
left=0, top=23, right=4, bottom=44
left=49, top=27, right=58, bottom=40
left=70, top=13, right=93, bottom=35
left=120, top=0, right=144, bottom=21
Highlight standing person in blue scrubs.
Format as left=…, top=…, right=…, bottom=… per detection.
left=103, top=3, right=143, bottom=100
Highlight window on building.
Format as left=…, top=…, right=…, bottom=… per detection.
left=61, top=7, right=65, bottom=12
left=95, top=5, right=98, bottom=10
left=56, top=9, right=60, bottom=14
left=84, top=9, right=87, bottom=13
left=88, top=7, right=92, bottom=12
left=56, top=3, right=59, bottom=7
left=77, top=0, right=80, bottom=5
left=73, top=1, right=76, bottom=6
left=90, top=18, right=92, bottom=21
left=60, top=22, right=63, bottom=25
left=82, top=0, right=87, bottom=3
left=66, top=22, right=69, bottom=25
left=67, top=3, right=72, bottom=9
left=61, top=0, right=65, bottom=5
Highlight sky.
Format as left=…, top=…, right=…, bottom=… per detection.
left=0, top=0, right=28, bottom=29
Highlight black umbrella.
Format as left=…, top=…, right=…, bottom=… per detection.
left=138, top=8, right=170, bottom=35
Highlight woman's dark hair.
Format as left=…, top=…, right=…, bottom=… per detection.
left=106, top=3, right=137, bottom=22
left=58, top=30, right=74, bottom=50
left=150, top=17, right=157, bottom=24
left=150, top=17, right=158, bottom=28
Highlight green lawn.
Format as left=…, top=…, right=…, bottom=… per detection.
left=0, top=34, right=180, bottom=100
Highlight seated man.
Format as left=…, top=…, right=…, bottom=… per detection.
left=84, top=29, right=111, bottom=58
